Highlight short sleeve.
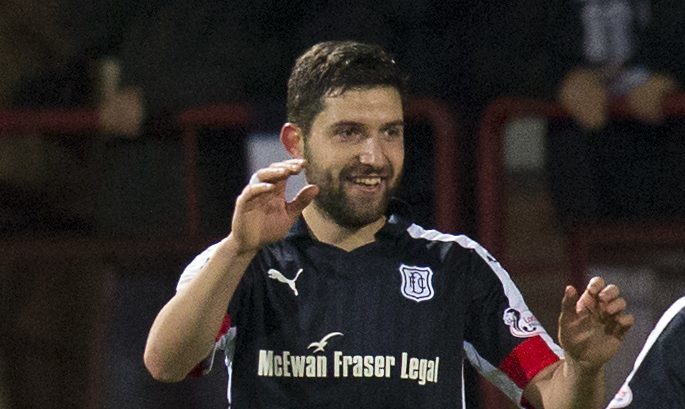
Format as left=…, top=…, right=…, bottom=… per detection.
left=177, top=242, right=222, bottom=292
left=459, top=238, right=563, bottom=405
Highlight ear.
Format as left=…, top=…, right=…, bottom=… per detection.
left=280, top=122, right=304, bottom=158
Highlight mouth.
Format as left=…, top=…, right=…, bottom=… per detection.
left=345, top=175, right=388, bottom=194
left=350, top=176, right=383, bottom=187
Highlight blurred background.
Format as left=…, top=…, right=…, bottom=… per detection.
left=1, top=0, right=684, bottom=408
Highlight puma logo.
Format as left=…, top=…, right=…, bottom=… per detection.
left=267, top=268, right=303, bottom=296
left=307, top=332, right=344, bottom=353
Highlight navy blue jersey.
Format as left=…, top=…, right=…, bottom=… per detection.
left=179, top=215, right=563, bottom=408
left=608, top=297, right=685, bottom=409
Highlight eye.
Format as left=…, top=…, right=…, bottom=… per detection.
left=383, top=125, right=404, bottom=140
left=334, top=125, right=364, bottom=142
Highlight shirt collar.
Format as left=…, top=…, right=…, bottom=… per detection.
left=284, top=198, right=413, bottom=241
left=284, top=213, right=410, bottom=242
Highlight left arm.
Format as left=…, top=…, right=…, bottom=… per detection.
left=523, top=277, right=634, bottom=409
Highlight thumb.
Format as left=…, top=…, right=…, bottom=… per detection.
left=561, top=285, right=579, bottom=317
left=287, top=184, right=319, bottom=215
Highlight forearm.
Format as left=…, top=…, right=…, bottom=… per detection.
left=143, top=235, right=257, bottom=381
left=526, top=359, right=605, bottom=409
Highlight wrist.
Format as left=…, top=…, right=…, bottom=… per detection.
left=218, top=234, right=260, bottom=260
left=562, top=356, right=604, bottom=381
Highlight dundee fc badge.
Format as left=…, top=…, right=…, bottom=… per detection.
left=399, top=264, right=435, bottom=302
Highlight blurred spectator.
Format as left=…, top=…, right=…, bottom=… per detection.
left=0, top=0, right=76, bottom=107
left=0, top=1, right=172, bottom=233
left=0, top=0, right=98, bottom=233
left=506, top=0, right=685, bottom=225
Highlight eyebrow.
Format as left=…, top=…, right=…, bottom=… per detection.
left=380, top=120, right=405, bottom=130
left=330, top=121, right=364, bottom=130
left=329, top=119, right=405, bottom=130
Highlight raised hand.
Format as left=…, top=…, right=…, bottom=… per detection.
left=558, top=276, right=634, bottom=371
left=626, top=73, right=678, bottom=124
left=229, top=158, right=319, bottom=253
left=558, top=68, right=609, bottom=131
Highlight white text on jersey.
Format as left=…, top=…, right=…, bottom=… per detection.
left=257, top=349, right=439, bottom=386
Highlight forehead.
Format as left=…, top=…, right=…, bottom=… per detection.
left=313, top=87, right=403, bottom=129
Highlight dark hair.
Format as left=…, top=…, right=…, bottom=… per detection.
left=286, top=41, right=408, bottom=136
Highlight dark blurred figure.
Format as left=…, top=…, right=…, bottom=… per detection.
left=0, top=0, right=98, bottom=234
left=502, top=0, right=685, bottom=226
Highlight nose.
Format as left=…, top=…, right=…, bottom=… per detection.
left=358, top=136, right=384, bottom=166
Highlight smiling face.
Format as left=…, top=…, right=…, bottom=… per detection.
left=303, top=86, right=404, bottom=228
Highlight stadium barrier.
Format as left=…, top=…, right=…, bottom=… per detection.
left=0, top=96, right=463, bottom=248
left=477, top=93, right=685, bottom=289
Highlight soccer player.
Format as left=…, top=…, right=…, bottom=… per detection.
left=144, top=41, right=634, bottom=409
left=607, top=297, right=685, bottom=409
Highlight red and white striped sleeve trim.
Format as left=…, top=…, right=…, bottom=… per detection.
left=188, top=314, right=232, bottom=378
left=499, top=335, right=561, bottom=390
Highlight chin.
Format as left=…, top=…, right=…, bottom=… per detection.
left=337, top=203, right=388, bottom=228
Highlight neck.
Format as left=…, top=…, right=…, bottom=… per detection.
left=302, top=205, right=386, bottom=252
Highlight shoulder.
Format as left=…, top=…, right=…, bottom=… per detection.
left=403, top=223, right=502, bottom=267
left=177, top=241, right=224, bottom=291
left=652, top=297, right=685, bottom=351
left=176, top=239, right=295, bottom=292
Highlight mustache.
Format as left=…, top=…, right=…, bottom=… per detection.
left=340, top=163, right=393, bottom=178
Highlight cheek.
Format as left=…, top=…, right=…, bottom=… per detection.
left=388, top=146, right=405, bottom=173
left=307, top=155, right=345, bottom=182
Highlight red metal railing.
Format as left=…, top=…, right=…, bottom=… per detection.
left=0, top=96, right=462, bottom=241
left=177, top=103, right=253, bottom=236
left=405, top=97, right=462, bottom=232
left=0, top=108, right=99, bottom=134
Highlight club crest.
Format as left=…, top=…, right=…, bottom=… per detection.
left=502, top=308, right=542, bottom=338
left=399, top=264, right=434, bottom=302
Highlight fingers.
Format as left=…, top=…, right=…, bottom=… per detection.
left=575, top=276, right=632, bottom=328
left=603, top=310, right=635, bottom=341
left=251, top=159, right=307, bottom=184
left=602, top=296, right=627, bottom=316
left=287, top=184, right=319, bottom=215
left=586, top=276, right=606, bottom=296
left=236, top=182, right=276, bottom=205
left=576, top=276, right=605, bottom=315
left=575, top=277, right=629, bottom=317
left=561, top=285, right=579, bottom=315
left=238, top=158, right=316, bottom=212
left=613, top=313, right=635, bottom=340
left=597, top=283, right=619, bottom=302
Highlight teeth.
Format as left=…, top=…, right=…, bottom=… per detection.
left=353, top=177, right=381, bottom=186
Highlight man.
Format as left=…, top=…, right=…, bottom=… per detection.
left=607, top=296, right=685, bottom=408
left=144, top=41, right=634, bottom=408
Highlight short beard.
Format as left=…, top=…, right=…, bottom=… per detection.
left=304, top=146, right=399, bottom=229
